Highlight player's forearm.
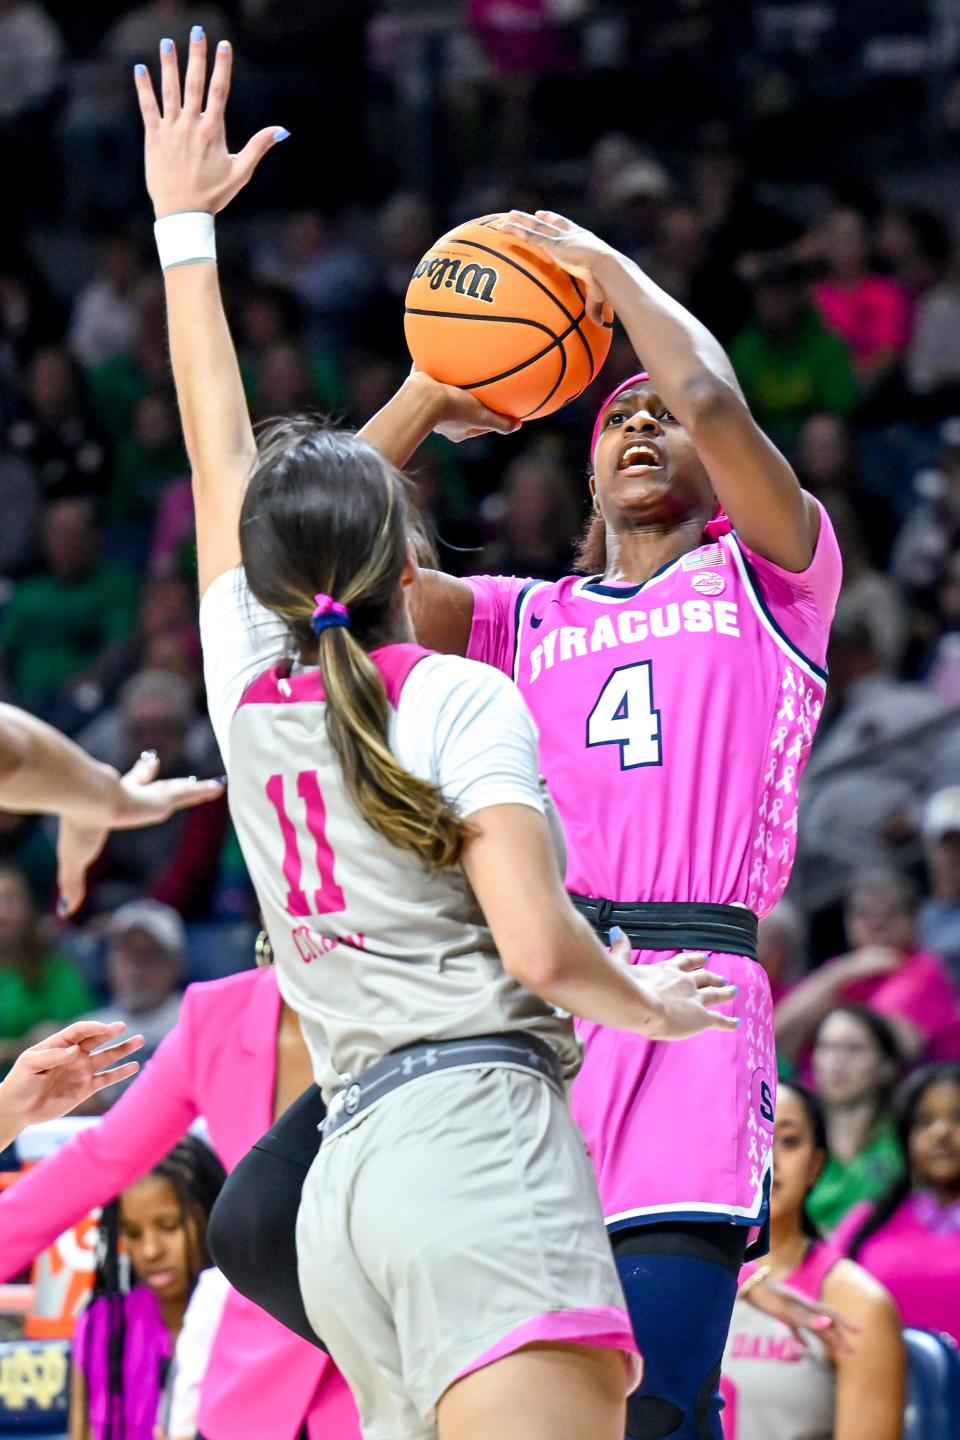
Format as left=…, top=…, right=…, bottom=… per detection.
left=0, top=1090, right=23, bottom=1152
left=0, top=705, right=121, bottom=825
left=511, top=914, right=667, bottom=1035
left=594, top=250, right=744, bottom=418
left=163, top=261, right=257, bottom=497
left=358, top=375, right=444, bottom=469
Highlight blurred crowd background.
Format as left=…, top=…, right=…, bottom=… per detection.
left=3, top=0, right=960, bottom=1361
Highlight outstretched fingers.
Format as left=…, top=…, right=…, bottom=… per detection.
left=90, top=1061, right=142, bottom=1093
left=205, top=38, right=234, bottom=124
left=159, top=37, right=182, bottom=118
left=134, top=61, right=160, bottom=129
left=182, top=25, right=208, bottom=116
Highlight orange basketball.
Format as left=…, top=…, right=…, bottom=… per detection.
left=404, top=213, right=612, bottom=422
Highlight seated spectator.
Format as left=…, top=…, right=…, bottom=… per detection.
left=757, top=898, right=809, bottom=1008
left=807, top=1004, right=904, bottom=1232
left=0, top=245, right=65, bottom=379
left=828, top=497, right=910, bottom=672
left=70, top=1135, right=225, bottom=1440
left=794, top=412, right=898, bottom=566
left=800, top=620, right=953, bottom=885
left=776, top=868, right=960, bottom=1064
left=69, top=232, right=145, bottom=371
left=87, top=278, right=174, bottom=448
left=112, top=388, right=188, bottom=523
left=729, top=260, right=859, bottom=447
left=5, top=344, right=111, bottom=502
left=0, top=810, right=56, bottom=907
left=891, top=417, right=960, bottom=597
left=721, top=1083, right=905, bottom=1440
left=0, top=452, right=40, bottom=580
left=0, top=496, right=139, bottom=713
left=0, top=863, right=90, bottom=1068
left=80, top=900, right=186, bottom=1076
left=812, top=205, right=913, bottom=391
left=75, top=671, right=225, bottom=915
left=919, top=787, right=960, bottom=985
left=473, top=446, right=582, bottom=581
left=905, top=246, right=960, bottom=419
left=835, top=1064, right=960, bottom=1345
left=70, top=578, right=202, bottom=721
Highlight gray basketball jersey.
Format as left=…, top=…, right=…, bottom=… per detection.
left=201, top=572, right=580, bottom=1100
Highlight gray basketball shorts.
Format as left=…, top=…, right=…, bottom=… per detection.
left=295, top=1063, right=639, bottom=1440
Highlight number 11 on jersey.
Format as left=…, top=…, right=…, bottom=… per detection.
left=265, top=770, right=346, bottom=917
left=586, top=661, right=662, bottom=769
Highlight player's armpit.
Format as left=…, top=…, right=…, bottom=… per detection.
left=409, top=569, right=475, bottom=657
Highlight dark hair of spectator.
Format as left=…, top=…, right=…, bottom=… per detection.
left=85, top=1136, right=226, bottom=1440
left=847, top=1063, right=960, bottom=1259
left=0, top=863, right=47, bottom=984
left=813, top=1001, right=904, bottom=1119
left=240, top=415, right=463, bottom=868
left=779, top=1079, right=828, bottom=1240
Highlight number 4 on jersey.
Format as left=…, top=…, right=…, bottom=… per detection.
left=586, top=662, right=662, bottom=769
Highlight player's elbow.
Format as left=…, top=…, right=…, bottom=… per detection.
left=501, top=931, right=579, bottom=997
left=0, top=718, right=31, bottom=786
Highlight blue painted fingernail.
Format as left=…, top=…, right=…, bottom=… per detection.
left=734, top=1017, right=742, bottom=1026
left=273, top=128, right=291, bottom=143
left=56, top=896, right=68, bottom=918
left=218, top=40, right=230, bottom=52
left=160, top=37, right=173, bottom=53
left=733, top=985, right=739, bottom=995
left=191, top=25, right=204, bottom=41
left=609, top=925, right=624, bottom=943
left=134, top=63, right=146, bottom=77
left=216, top=774, right=228, bottom=786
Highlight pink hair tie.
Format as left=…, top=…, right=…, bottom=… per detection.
left=310, top=593, right=350, bottom=636
left=703, top=507, right=733, bottom=540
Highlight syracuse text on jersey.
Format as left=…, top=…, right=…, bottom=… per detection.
left=528, top=598, right=741, bottom=684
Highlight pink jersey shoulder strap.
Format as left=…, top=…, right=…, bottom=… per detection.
left=236, top=644, right=434, bottom=713
left=788, top=1240, right=845, bottom=1300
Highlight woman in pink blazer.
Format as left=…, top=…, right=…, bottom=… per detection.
left=0, top=965, right=361, bottom=1440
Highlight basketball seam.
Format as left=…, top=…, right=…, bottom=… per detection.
left=449, top=237, right=595, bottom=374
left=405, top=305, right=587, bottom=417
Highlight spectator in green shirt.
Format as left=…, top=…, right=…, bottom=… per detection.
left=0, top=496, right=138, bottom=710
left=0, top=863, right=91, bottom=1068
left=729, top=261, right=860, bottom=447
left=807, top=1003, right=905, bottom=1233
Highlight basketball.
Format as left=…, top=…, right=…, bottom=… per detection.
left=404, top=213, right=613, bottom=422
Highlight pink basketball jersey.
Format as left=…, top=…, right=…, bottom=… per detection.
left=466, top=504, right=841, bottom=917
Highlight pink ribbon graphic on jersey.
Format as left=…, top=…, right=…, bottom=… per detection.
left=589, top=371, right=732, bottom=539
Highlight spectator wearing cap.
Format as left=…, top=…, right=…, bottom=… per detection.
left=79, top=900, right=185, bottom=1106
left=776, top=868, right=960, bottom=1066
left=919, top=787, right=960, bottom=986
left=891, top=417, right=960, bottom=597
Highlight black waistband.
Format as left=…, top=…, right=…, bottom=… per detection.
left=322, top=1031, right=564, bottom=1140
left=567, top=896, right=759, bottom=960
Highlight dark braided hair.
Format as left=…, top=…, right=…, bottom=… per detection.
left=84, top=1137, right=226, bottom=1440
left=847, top=1063, right=960, bottom=1260
left=778, top=1080, right=828, bottom=1240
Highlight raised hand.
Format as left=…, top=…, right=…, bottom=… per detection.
left=405, top=368, right=520, bottom=442
left=0, top=1022, right=144, bottom=1147
left=501, top=210, right=617, bottom=324
left=134, top=28, right=288, bottom=219
left=57, top=753, right=224, bottom=917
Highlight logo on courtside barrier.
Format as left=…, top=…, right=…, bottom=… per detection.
left=412, top=255, right=499, bottom=304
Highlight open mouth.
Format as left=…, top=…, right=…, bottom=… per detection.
left=618, top=441, right=663, bottom=472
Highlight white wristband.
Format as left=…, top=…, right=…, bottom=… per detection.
left=154, top=211, right=216, bottom=271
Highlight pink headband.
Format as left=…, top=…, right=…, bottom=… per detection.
left=311, top=593, right=350, bottom=636
left=589, top=370, right=731, bottom=540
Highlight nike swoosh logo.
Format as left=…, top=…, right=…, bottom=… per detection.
left=530, top=613, right=544, bottom=629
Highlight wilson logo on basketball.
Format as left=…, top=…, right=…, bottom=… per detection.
left=412, top=256, right=499, bottom=304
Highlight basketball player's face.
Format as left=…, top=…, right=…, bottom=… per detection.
left=590, top=387, right=715, bottom=529
left=770, top=1088, right=824, bottom=1219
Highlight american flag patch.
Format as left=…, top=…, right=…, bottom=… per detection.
left=682, top=544, right=727, bottom=570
